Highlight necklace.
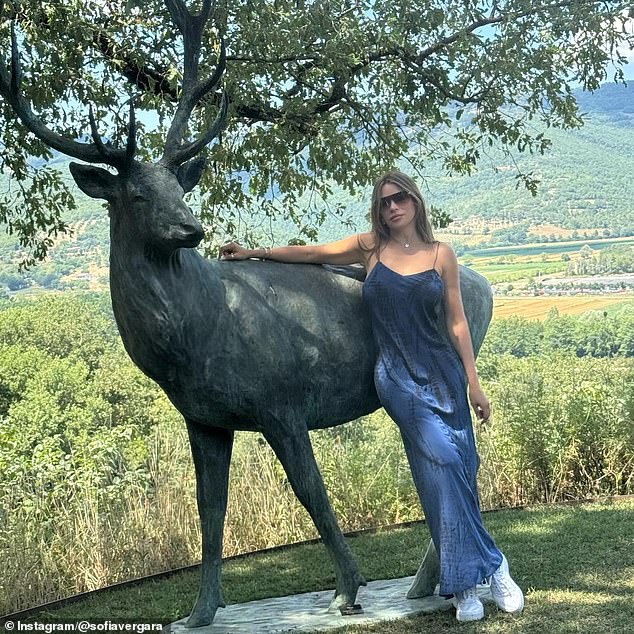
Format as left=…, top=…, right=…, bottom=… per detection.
left=391, top=236, right=415, bottom=249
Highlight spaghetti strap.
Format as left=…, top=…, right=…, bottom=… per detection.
left=432, top=241, right=440, bottom=270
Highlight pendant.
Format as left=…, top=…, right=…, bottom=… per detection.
left=404, top=243, right=410, bottom=248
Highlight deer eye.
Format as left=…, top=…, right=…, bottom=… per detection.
left=132, top=194, right=147, bottom=203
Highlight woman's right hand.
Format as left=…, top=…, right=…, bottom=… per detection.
left=219, top=242, right=251, bottom=260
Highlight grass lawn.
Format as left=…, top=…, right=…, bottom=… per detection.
left=10, top=499, right=633, bottom=633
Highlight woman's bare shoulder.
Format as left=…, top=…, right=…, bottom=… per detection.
left=436, top=241, right=457, bottom=258
left=435, top=241, right=459, bottom=276
left=356, top=231, right=376, bottom=250
left=357, top=232, right=377, bottom=268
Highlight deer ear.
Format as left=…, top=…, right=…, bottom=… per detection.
left=177, top=157, right=206, bottom=193
left=69, top=163, right=118, bottom=200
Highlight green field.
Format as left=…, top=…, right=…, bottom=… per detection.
left=463, top=237, right=634, bottom=259
left=468, top=261, right=566, bottom=284
left=460, top=237, right=634, bottom=286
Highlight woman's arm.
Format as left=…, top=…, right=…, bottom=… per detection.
left=219, top=232, right=374, bottom=266
left=438, top=243, right=491, bottom=422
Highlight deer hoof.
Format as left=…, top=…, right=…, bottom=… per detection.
left=184, top=597, right=225, bottom=628
left=328, top=571, right=367, bottom=612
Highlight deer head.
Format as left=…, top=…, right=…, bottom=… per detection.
left=0, top=0, right=228, bottom=255
left=69, top=157, right=209, bottom=255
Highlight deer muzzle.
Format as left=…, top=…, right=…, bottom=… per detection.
left=172, top=221, right=204, bottom=248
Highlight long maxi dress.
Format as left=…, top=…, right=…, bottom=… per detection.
left=362, top=241, right=503, bottom=595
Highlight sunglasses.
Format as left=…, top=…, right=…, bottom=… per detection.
left=380, top=191, right=410, bottom=208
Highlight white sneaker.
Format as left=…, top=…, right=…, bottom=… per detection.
left=453, top=586, right=484, bottom=622
left=490, top=554, right=524, bottom=615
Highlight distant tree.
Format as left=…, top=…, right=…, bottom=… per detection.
left=0, top=294, right=118, bottom=369
left=617, top=313, right=634, bottom=356
left=484, top=309, right=634, bottom=359
left=491, top=223, right=529, bottom=246
left=576, top=313, right=621, bottom=357
left=544, top=313, right=579, bottom=353
left=29, top=265, right=61, bottom=289
left=482, top=316, right=543, bottom=357
left=1, top=1, right=634, bottom=266
left=580, top=244, right=594, bottom=258
left=0, top=267, right=29, bottom=291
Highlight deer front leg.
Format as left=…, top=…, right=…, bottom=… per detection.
left=406, top=538, right=440, bottom=598
left=184, top=421, right=234, bottom=628
left=263, top=424, right=366, bottom=612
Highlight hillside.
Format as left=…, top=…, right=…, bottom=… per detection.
left=429, top=83, right=634, bottom=232
left=429, top=113, right=634, bottom=230
left=1, top=82, right=633, bottom=293
left=297, top=82, right=634, bottom=244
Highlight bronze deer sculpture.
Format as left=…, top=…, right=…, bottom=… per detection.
left=1, top=1, right=493, bottom=627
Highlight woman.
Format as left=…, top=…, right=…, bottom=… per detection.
left=219, top=170, right=524, bottom=622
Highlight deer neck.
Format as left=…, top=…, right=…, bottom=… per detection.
left=108, top=232, right=221, bottom=385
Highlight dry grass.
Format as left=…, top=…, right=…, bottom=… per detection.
left=493, top=295, right=634, bottom=320
left=434, top=231, right=491, bottom=246
left=0, top=414, right=420, bottom=616
left=524, top=223, right=613, bottom=239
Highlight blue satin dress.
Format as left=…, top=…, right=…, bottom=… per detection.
left=362, top=243, right=503, bottom=594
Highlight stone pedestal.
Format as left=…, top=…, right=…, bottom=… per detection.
left=165, top=575, right=493, bottom=633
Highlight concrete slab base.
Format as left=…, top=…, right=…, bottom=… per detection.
left=165, top=576, right=494, bottom=633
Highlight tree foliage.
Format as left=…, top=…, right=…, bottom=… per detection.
left=0, top=295, right=179, bottom=508
left=479, top=307, right=634, bottom=361
left=1, top=1, right=633, bottom=265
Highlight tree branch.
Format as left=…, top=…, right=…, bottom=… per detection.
left=94, top=30, right=178, bottom=99
left=3, top=0, right=622, bottom=151
left=415, top=0, right=604, bottom=63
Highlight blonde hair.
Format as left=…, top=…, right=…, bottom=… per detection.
left=360, top=170, right=435, bottom=260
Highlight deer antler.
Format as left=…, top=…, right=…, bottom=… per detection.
left=88, top=101, right=137, bottom=171
left=160, top=0, right=228, bottom=169
left=0, top=20, right=135, bottom=170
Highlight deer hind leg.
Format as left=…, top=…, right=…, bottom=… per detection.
left=406, top=538, right=440, bottom=598
left=263, top=424, right=366, bottom=611
left=184, top=421, right=234, bottom=628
